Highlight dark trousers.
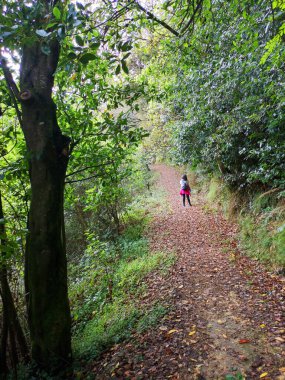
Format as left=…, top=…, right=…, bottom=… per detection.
left=182, top=194, right=191, bottom=206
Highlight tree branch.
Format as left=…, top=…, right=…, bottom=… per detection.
left=180, top=0, right=204, bottom=35
left=0, top=56, right=23, bottom=128
left=65, top=174, right=99, bottom=184
left=0, top=57, right=20, bottom=100
left=65, top=161, right=112, bottom=178
left=134, top=1, right=180, bottom=37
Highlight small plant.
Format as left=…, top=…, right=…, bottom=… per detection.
left=225, top=373, right=244, bottom=380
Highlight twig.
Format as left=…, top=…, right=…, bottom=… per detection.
left=65, top=174, right=100, bottom=184
left=66, top=162, right=112, bottom=178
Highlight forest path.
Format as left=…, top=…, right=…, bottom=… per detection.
left=94, top=164, right=285, bottom=380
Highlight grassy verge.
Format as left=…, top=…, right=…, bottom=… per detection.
left=70, top=190, right=176, bottom=361
left=239, top=191, right=285, bottom=268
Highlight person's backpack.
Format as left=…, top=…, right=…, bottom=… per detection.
left=182, top=182, right=190, bottom=191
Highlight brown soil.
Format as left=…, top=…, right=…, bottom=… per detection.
left=90, top=164, right=285, bottom=380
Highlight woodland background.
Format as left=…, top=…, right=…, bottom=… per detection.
left=0, top=0, right=285, bottom=378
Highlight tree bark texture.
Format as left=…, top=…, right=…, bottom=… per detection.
left=20, top=35, right=71, bottom=369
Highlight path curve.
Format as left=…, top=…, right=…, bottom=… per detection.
left=94, top=164, right=285, bottom=380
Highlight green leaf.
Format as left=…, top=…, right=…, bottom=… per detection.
left=79, top=53, right=97, bottom=64
left=53, top=7, right=61, bottom=20
left=123, top=52, right=131, bottom=60
left=115, top=65, right=121, bottom=75
left=67, top=51, right=77, bottom=59
left=75, top=35, right=84, bottom=46
left=121, top=41, right=132, bottom=52
left=121, top=60, right=129, bottom=74
left=36, top=30, right=50, bottom=38
left=76, top=2, right=85, bottom=10
left=91, top=41, right=100, bottom=49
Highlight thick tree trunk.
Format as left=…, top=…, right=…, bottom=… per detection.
left=20, top=37, right=71, bottom=369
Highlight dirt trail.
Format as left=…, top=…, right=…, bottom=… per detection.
left=93, top=164, right=285, bottom=380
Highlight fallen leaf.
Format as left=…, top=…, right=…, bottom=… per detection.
left=217, top=319, right=226, bottom=324
left=260, top=373, right=268, bottom=378
left=276, top=337, right=285, bottom=342
left=189, top=331, right=196, bottom=336
left=159, top=326, right=168, bottom=331
left=260, top=324, right=266, bottom=328
left=279, top=368, right=285, bottom=373
left=239, top=339, right=251, bottom=344
left=167, top=329, right=178, bottom=334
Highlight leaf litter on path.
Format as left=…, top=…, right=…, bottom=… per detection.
left=90, top=164, right=285, bottom=380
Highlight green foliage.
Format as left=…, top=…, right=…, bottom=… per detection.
left=202, top=174, right=285, bottom=267
left=69, top=175, right=175, bottom=359
left=138, top=1, right=285, bottom=191
left=71, top=214, right=175, bottom=359
left=136, top=304, right=168, bottom=333
left=240, top=208, right=285, bottom=267
left=224, top=373, right=244, bottom=380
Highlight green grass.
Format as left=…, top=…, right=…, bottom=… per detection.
left=72, top=248, right=175, bottom=359
left=73, top=302, right=169, bottom=358
left=115, top=251, right=173, bottom=291
left=70, top=192, right=176, bottom=361
left=240, top=213, right=285, bottom=267
left=202, top=174, right=285, bottom=268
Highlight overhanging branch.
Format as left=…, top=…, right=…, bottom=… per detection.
left=135, top=1, right=180, bottom=37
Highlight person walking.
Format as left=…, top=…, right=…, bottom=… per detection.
left=180, top=174, right=192, bottom=207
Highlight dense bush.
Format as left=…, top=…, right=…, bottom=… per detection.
left=140, top=0, right=285, bottom=191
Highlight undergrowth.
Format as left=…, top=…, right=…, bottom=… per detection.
left=203, top=174, right=285, bottom=268
left=239, top=191, right=285, bottom=268
left=70, top=190, right=175, bottom=361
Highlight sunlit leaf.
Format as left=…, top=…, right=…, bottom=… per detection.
left=36, top=29, right=50, bottom=38
left=53, top=7, right=61, bottom=19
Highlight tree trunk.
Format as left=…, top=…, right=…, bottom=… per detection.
left=0, top=192, right=29, bottom=376
left=0, top=287, right=8, bottom=377
left=20, top=36, right=71, bottom=369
